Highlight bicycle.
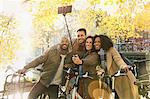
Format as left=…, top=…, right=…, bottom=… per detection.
left=58, top=68, right=72, bottom=98
left=0, top=67, right=41, bottom=99
left=59, top=65, right=93, bottom=99
left=1, top=73, right=31, bottom=99
left=131, top=59, right=150, bottom=98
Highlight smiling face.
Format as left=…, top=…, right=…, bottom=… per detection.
left=94, top=37, right=101, bottom=51
left=60, top=37, right=69, bottom=50
left=85, top=38, right=93, bottom=51
left=77, top=31, right=86, bottom=44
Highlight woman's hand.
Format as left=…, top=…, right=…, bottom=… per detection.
left=123, top=67, right=129, bottom=73
left=72, top=54, right=83, bottom=65
left=96, top=66, right=105, bottom=77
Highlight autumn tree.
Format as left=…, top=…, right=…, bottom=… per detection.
left=24, top=0, right=75, bottom=50
left=134, top=2, right=150, bottom=32
left=0, top=15, right=19, bottom=66
left=23, top=0, right=149, bottom=49
left=77, top=0, right=148, bottom=42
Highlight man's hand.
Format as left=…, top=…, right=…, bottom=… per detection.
left=72, top=55, right=82, bottom=65
left=64, top=64, right=72, bottom=68
left=17, top=68, right=27, bottom=74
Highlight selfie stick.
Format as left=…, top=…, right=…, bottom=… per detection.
left=63, top=14, right=73, bottom=49
left=58, top=6, right=73, bottom=49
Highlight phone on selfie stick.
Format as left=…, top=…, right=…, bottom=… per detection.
left=58, top=5, right=73, bottom=50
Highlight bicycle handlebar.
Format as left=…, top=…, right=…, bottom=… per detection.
left=111, top=66, right=134, bottom=77
left=82, top=72, right=93, bottom=79
left=134, top=80, right=150, bottom=85
left=132, top=59, right=150, bottom=63
left=63, top=67, right=93, bottom=79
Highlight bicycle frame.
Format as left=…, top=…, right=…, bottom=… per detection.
left=58, top=68, right=71, bottom=98
left=111, top=69, right=127, bottom=99
left=71, top=71, right=93, bottom=99
left=71, top=74, right=82, bottom=99
left=2, top=73, right=26, bottom=99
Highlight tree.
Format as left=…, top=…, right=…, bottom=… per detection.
left=134, top=2, right=150, bottom=32
left=24, top=0, right=75, bottom=49
left=77, top=0, right=146, bottom=41
left=0, top=15, right=19, bottom=65
left=23, top=0, right=149, bottom=48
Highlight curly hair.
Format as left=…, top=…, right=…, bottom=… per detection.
left=94, top=35, right=113, bottom=51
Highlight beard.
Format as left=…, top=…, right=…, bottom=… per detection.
left=78, top=39, right=84, bottom=44
left=60, top=44, right=68, bottom=50
left=94, top=47, right=100, bottom=52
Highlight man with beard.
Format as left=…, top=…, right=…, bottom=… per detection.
left=64, top=28, right=87, bottom=97
left=72, top=28, right=86, bottom=57
left=65, top=28, right=87, bottom=67
left=17, top=36, right=70, bottom=99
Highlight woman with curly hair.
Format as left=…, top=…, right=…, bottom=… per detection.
left=93, top=35, right=139, bottom=99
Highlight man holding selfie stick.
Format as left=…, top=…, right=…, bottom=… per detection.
left=58, top=5, right=87, bottom=97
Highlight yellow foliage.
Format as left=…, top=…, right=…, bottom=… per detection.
left=134, top=2, right=150, bottom=31
left=78, top=9, right=106, bottom=34
left=29, top=0, right=75, bottom=49
left=88, top=0, right=101, bottom=5
left=0, top=15, right=20, bottom=65
left=102, top=0, right=126, bottom=5
left=27, top=0, right=148, bottom=48
left=78, top=6, right=138, bottom=40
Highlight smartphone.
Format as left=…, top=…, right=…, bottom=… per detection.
left=58, top=5, right=72, bottom=14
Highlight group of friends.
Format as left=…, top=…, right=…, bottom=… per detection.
left=17, top=28, right=139, bottom=99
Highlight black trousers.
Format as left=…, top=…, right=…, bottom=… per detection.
left=28, top=81, right=58, bottom=99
